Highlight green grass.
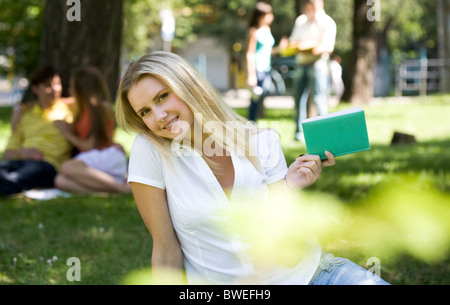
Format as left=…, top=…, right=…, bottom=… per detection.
left=1, top=95, right=449, bottom=284
left=0, top=194, right=151, bottom=284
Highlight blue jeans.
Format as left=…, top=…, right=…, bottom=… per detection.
left=309, top=253, right=390, bottom=285
left=294, top=59, right=329, bottom=135
left=0, top=160, right=57, bottom=195
left=248, top=70, right=272, bottom=122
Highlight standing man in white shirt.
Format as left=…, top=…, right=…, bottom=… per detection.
left=289, top=0, right=336, bottom=141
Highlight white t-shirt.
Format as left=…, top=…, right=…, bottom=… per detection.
left=289, top=10, right=337, bottom=65
left=128, top=129, right=321, bottom=284
left=254, top=27, right=275, bottom=72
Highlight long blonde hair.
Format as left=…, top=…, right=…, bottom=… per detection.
left=116, top=51, right=261, bottom=173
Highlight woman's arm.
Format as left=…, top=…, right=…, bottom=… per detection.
left=130, top=182, right=184, bottom=278
left=10, top=103, right=24, bottom=134
left=268, top=151, right=335, bottom=193
left=2, top=148, right=44, bottom=161
left=246, top=27, right=258, bottom=87
left=271, top=36, right=289, bottom=55
left=54, top=120, right=95, bottom=151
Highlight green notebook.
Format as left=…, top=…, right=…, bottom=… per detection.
left=301, top=107, right=370, bottom=160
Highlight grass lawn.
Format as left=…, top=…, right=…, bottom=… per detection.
left=0, top=95, right=449, bottom=284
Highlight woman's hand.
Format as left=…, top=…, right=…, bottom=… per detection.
left=54, top=120, right=73, bottom=136
left=247, top=74, right=257, bottom=88
left=285, top=151, right=335, bottom=189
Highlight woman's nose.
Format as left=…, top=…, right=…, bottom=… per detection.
left=153, top=106, right=168, bottom=122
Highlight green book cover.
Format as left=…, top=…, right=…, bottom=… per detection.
left=301, top=107, right=370, bottom=160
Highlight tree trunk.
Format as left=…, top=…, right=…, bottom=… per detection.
left=437, top=0, right=450, bottom=93
left=38, top=0, right=123, bottom=100
left=341, top=0, right=377, bottom=104
left=295, top=0, right=302, bottom=15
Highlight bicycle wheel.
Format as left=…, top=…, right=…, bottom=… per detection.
left=269, top=69, right=286, bottom=96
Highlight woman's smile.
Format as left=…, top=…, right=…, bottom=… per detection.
left=127, top=76, right=194, bottom=140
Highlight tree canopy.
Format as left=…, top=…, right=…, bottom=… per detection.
left=0, top=0, right=440, bottom=95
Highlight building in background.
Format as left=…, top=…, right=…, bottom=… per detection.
left=178, top=36, right=230, bottom=91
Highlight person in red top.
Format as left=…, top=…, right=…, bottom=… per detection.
left=54, top=66, right=130, bottom=193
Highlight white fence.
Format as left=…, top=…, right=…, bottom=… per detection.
left=396, top=58, right=450, bottom=96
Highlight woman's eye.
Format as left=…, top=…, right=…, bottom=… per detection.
left=140, top=109, right=150, bottom=117
left=159, top=92, right=169, bottom=102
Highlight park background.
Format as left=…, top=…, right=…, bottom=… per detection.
left=0, top=0, right=449, bottom=284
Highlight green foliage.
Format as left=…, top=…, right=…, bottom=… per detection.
left=323, top=0, right=353, bottom=57
left=225, top=178, right=450, bottom=269
left=377, top=0, right=438, bottom=61
left=0, top=0, right=440, bottom=77
left=324, top=0, right=438, bottom=64
left=0, top=0, right=45, bottom=77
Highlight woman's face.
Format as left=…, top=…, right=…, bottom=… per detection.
left=263, top=12, right=274, bottom=26
left=127, top=76, right=194, bottom=140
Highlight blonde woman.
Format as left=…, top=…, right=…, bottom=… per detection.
left=116, top=52, right=388, bottom=285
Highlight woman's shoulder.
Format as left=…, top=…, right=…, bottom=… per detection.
left=133, top=133, right=156, bottom=149
left=129, top=134, right=163, bottom=165
left=131, top=133, right=165, bottom=158
left=248, top=26, right=257, bottom=34
left=128, top=133, right=167, bottom=187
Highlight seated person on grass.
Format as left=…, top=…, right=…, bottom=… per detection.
left=54, top=66, right=130, bottom=194
left=0, top=66, right=74, bottom=195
